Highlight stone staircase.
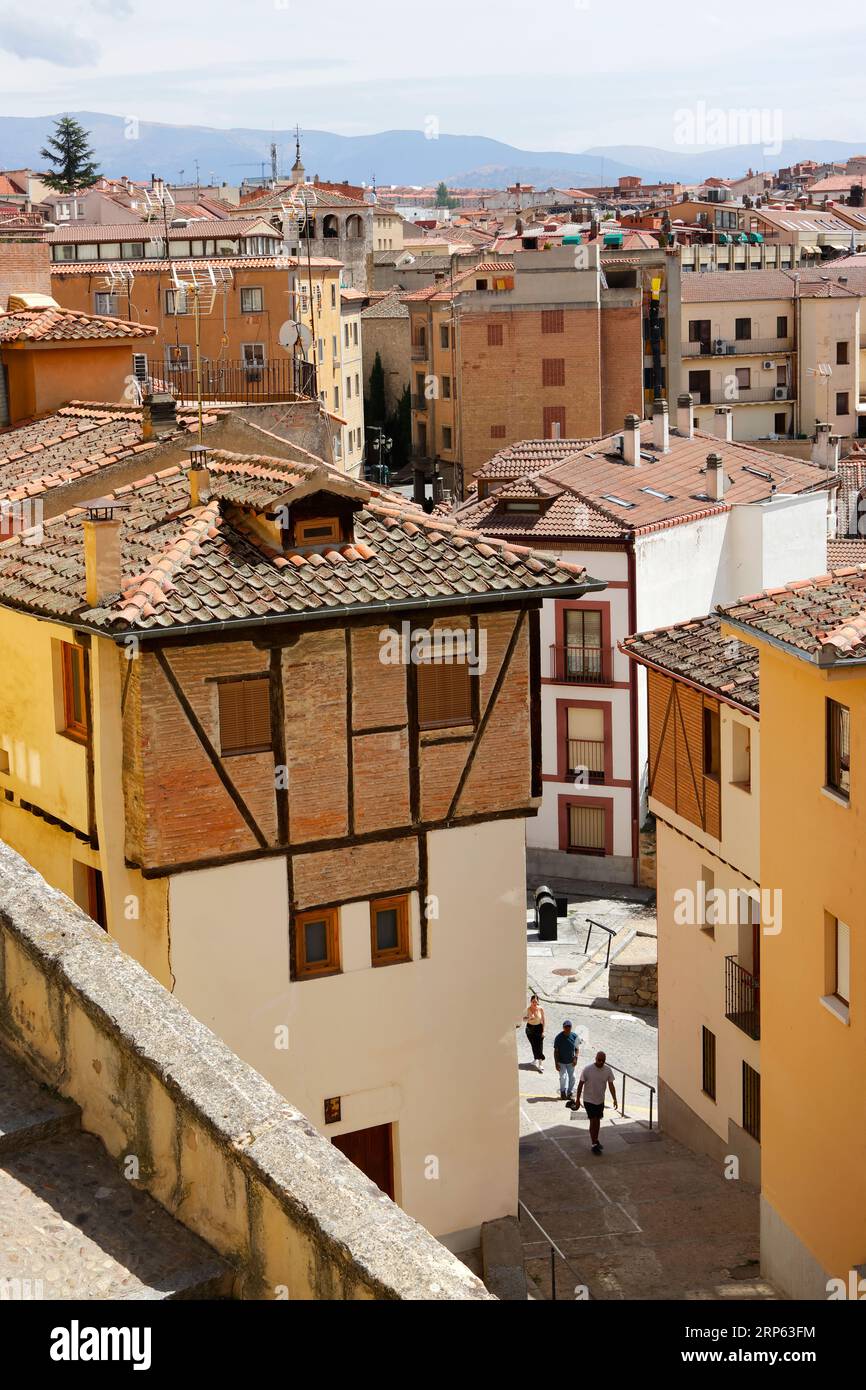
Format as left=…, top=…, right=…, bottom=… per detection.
left=0, top=1045, right=231, bottom=1300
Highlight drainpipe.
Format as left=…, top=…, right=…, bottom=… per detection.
left=794, top=274, right=801, bottom=437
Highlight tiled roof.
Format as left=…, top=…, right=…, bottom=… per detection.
left=0, top=403, right=221, bottom=503
left=241, top=184, right=368, bottom=210
left=48, top=218, right=276, bottom=243
left=622, top=613, right=760, bottom=713
left=50, top=254, right=342, bottom=276
left=459, top=422, right=830, bottom=541
left=720, top=567, right=866, bottom=664
left=827, top=538, right=866, bottom=568
left=681, top=269, right=802, bottom=303
left=475, top=440, right=595, bottom=480
left=0, top=307, right=157, bottom=344
left=457, top=490, right=625, bottom=542
left=360, top=291, right=408, bottom=320
left=0, top=452, right=600, bottom=635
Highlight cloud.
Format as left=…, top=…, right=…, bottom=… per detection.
left=0, top=12, right=99, bottom=66
left=90, top=0, right=134, bottom=16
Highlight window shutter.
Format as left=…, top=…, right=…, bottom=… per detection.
left=417, top=662, right=472, bottom=728
left=219, top=677, right=271, bottom=754
left=542, top=358, right=565, bottom=387
left=568, top=804, right=605, bottom=850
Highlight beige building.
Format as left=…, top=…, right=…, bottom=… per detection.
left=337, top=288, right=366, bottom=476
left=623, top=615, right=762, bottom=1185
left=677, top=267, right=865, bottom=443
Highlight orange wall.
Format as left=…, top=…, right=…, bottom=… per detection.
left=1, top=343, right=137, bottom=423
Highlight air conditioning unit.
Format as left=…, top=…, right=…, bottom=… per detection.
left=713, top=339, right=726, bottom=355
left=773, top=386, right=787, bottom=399
left=762, top=360, right=774, bottom=371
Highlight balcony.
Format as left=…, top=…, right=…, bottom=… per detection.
left=697, top=386, right=790, bottom=406
left=411, top=341, right=428, bottom=361
left=411, top=394, right=428, bottom=412
left=147, top=357, right=317, bottom=405
left=566, top=738, right=605, bottom=784
left=550, top=644, right=614, bottom=685
left=683, top=337, right=793, bottom=358
left=725, top=955, right=760, bottom=1040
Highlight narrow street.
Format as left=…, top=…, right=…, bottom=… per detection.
left=517, top=892, right=778, bottom=1301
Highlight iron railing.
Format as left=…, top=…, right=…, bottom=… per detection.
left=725, top=955, right=760, bottom=1040
left=550, top=644, right=613, bottom=685
left=583, top=917, right=616, bottom=968
left=701, top=386, right=789, bottom=405
left=683, top=336, right=793, bottom=358
left=147, top=356, right=317, bottom=405
left=518, top=1200, right=590, bottom=1301
left=567, top=738, right=605, bottom=782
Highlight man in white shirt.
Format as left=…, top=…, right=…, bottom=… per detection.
left=574, top=1050, right=617, bottom=1154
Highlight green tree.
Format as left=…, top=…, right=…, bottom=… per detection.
left=367, top=351, right=387, bottom=426
left=386, top=385, right=412, bottom=467
left=40, top=116, right=101, bottom=193
left=434, top=181, right=458, bottom=210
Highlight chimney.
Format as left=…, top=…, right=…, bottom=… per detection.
left=713, top=406, right=733, bottom=442
left=83, top=502, right=123, bottom=607
left=141, top=393, right=153, bottom=442
left=676, top=392, right=695, bottom=439
left=188, top=445, right=211, bottom=507
left=652, top=398, right=670, bottom=453
left=705, top=452, right=728, bottom=501
left=812, top=421, right=841, bottom=472
left=622, top=413, right=641, bottom=466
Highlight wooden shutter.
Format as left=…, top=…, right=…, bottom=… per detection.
left=543, top=405, right=566, bottom=439
left=487, top=323, right=504, bottom=347
left=218, top=677, right=271, bottom=755
left=542, top=358, right=565, bottom=387
left=568, top=804, right=605, bottom=851
left=417, top=661, right=472, bottom=729
left=541, top=308, right=564, bottom=334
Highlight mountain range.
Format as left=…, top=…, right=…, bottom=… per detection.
left=1, top=113, right=864, bottom=190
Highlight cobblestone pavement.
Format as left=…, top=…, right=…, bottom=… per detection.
left=517, top=892, right=779, bottom=1302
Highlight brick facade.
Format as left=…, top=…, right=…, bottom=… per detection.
left=0, top=238, right=52, bottom=312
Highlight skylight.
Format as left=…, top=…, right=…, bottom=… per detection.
left=641, top=487, right=674, bottom=500
left=601, top=494, right=635, bottom=508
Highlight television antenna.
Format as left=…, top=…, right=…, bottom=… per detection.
left=169, top=262, right=234, bottom=439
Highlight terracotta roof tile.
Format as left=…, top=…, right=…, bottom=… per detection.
left=0, top=307, right=156, bottom=343
left=719, top=566, right=866, bottom=663
left=622, top=613, right=759, bottom=712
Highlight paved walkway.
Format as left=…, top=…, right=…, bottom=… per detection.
left=518, top=893, right=779, bottom=1302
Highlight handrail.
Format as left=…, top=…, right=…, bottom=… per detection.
left=584, top=916, right=615, bottom=967
left=606, top=1065, right=657, bottom=1131
left=518, top=1199, right=590, bottom=1301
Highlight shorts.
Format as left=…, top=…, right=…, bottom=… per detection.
left=583, top=1101, right=605, bottom=1119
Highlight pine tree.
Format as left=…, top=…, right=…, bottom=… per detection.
left=40, top=116, right=101, bottom=193
left=367, top=351, right=387, bottom=426
left=434, top=181, right=458, bottom=210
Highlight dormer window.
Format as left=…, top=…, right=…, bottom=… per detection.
left=504, top=501, right=542, bottom=513
left=295, top=517, right=341, bottom=545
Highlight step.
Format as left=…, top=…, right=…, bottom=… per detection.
left=0, top=1129, right=231, bottom=1299
left=0, top=1047, right=80, bottom=1155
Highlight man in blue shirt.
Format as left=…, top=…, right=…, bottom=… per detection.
left=553, top=1020, right=580, bottom=1101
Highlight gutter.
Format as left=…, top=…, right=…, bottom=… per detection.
left=627, top=542, right=640, bottom=883
left=619, top=640, right=759, bottom=716
left=66, top=574, right=609, bottom=645
left=721, top=613, right=866, bottom=669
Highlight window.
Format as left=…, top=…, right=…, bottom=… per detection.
left=370, top=895, right=411, bottom=967
left=344, top=323, right=350, bottom=348
left=774, top=412, right=787, bottom=433
left=703, top=706, right=720, bottom=779
left=836, top=391, right=850, bottom=416
left=688, top=318, right=711, bottom=345
left=831, top=917, right=851, bottom=1006
left=346, top=377, right=352, bottom=400
left=542, top=358, right=566, bottom=387
left=94, top=292, right=118, bottom=316
left=440, top=324, right=450, bottom=349
left=700, top=865, right=716, bottom=936
left=165, top=288, right=189, bottom=315
left=735, top=317, right=752, bottom=340
left=742, top=1062, right=761, bottom=1141
left=442, top=426, right=453, bottom=450
left=55, top=244, right=76, bottom=261
left=731, top=720, right=751, bottom=789
left=735, top=367, right=751, bottom=390
left=334, top=386, right=340, bottom=410
left=73, top=862, right=106, bottom=930
left=217, top=676, right=271, bottom=756
left=353, top=322, right=359, bottom=346
left=543, top=405, right=566, bottom=439
left=836, top=341, right=849, bottom=365
left=567, top=804, right=605, bottom=852
left=776, top=315, right=788, bottom=339
left=442, top=375, right=451, bottom=399
left=242, top=343, right=265, bottom=373
left=564, top=609, right=603, bottom=681
left=295, top=907, right=340, bottom=978
left=331, top=283, right=336, bottom=308
left=541, top=308, right=564, bottom=334
left=487, top=323, right=503, bottom=347
left=165, top=344, right=191, bottom=369
left=417, top=658, right=472, bottom=729
left=60, top=643, right=87, bottom=741
left=490, top=424, right=506, bottom=439
left=354, top=372, right=360, bottom=396
left=240, top=286, right=263, bottom=314
left=826, top=698, right=850, bottom=798
left=776, top=366, right=787, bottom=387
left=701, top=1027, right=716, bottom=1100
left=295, top=516, right=341, bottom=545
left=566, top=706, right=604, bottom=782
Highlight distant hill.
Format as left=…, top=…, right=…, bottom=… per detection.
left=1, top=113, right=864, bottom=191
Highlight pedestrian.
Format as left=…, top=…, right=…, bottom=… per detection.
left=523, top=994, right=546, bottom=1072
left=553, top=1020, right=580, bottom=1101
left=575, top=1050, right=618, bottom=1154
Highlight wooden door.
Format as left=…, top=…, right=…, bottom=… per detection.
left=332, top=1123, right=395, bottom=1199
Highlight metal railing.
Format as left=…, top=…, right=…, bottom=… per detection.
left=703, top=386, right=789, bottom=405
left=583, top=917, right=616, bottom=967
left=549, top=644, right=614, bottom=685
left=567, top=739, right=605, bottom=782
left=725, top=955, right=760, bottom=1040
left=683, top=336, right=793, bottom=358
left=411, top=394, right=428, bottom=411
left=609, top=1065, right=657, bottom=1130
left=410, top=341, right=428, bottom=360
left=148, top=356, right=316, bottom=404
left=518, top=1200, right=591, bottom=1301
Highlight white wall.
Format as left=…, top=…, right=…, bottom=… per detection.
left=167, top=816, right=526, bottom=1249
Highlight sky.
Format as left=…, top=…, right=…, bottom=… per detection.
left=0, top=0, right=864, bottom=153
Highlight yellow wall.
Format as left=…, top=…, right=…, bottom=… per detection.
left=752, top=639, right=866, bottom=1288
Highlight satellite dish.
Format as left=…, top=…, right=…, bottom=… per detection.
left=279, top=320, right=299, bottom=349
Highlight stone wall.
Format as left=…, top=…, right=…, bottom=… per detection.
left=0, top=840, right=490, bottom=1300
left=609, top=951, right=658, bottom=1008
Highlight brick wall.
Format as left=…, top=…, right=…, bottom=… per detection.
left=0, top=238, right=52, bottom=311
left=599, top=302, right=645, bottom=434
